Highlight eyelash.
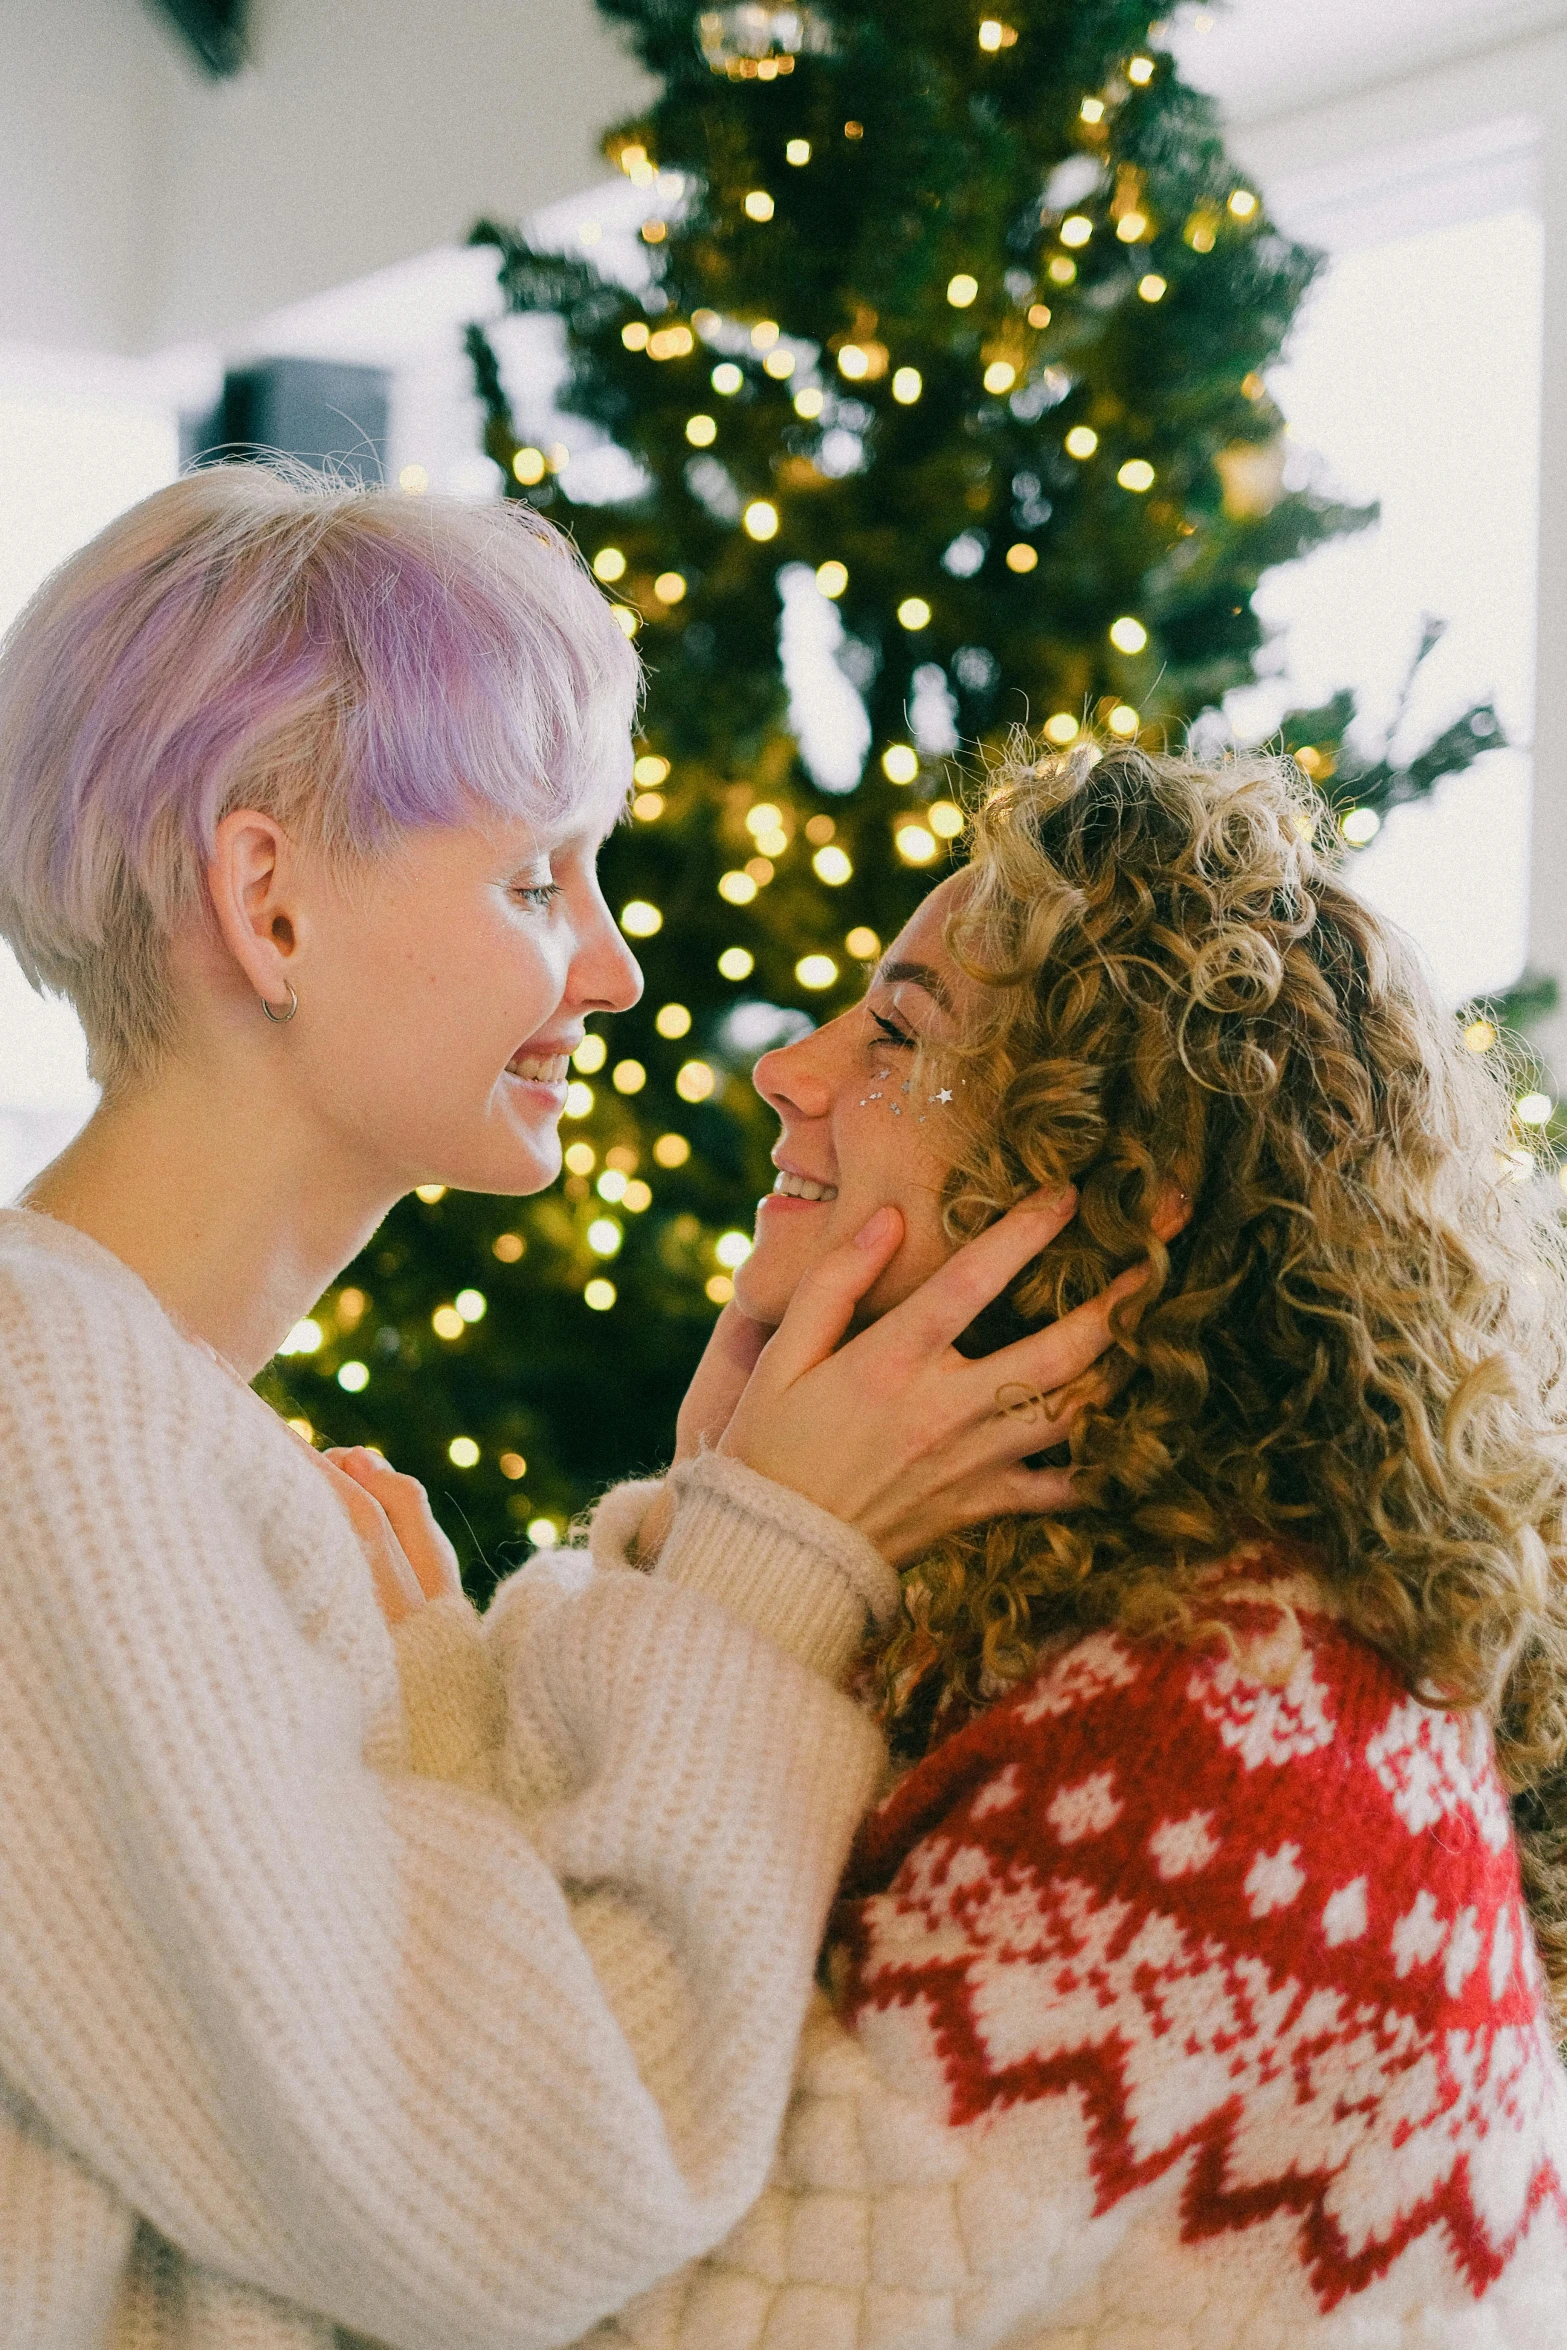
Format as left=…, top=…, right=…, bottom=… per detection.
left=513, top=882, right=563, bottom=912
left=870, top=1009, right=915, bottom=1051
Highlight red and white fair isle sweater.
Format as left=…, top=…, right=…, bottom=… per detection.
left=587, top=1551, right=1567, bottom=2349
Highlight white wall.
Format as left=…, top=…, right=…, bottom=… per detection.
left=0, top=0, right=653, bottom=359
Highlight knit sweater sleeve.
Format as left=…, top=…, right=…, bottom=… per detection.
left=0, top=1243, right=895, bottom=2350
left=576, top=1583, right=1567, bottom=2350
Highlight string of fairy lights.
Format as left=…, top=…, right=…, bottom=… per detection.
left=276, top=9, right=1552, bottom=1534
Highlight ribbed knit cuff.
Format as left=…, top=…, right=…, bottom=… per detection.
left=392, top=1593, right=505, bottom=1787
left=653, top=1450, right=900, bottom=1684
left=585, top=1477, right=666, bottom=1573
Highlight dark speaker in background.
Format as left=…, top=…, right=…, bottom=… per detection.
left=183, top=358, right=390, bottom=485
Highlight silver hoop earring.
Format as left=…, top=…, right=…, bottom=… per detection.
left=260, top=985, right=298, bottom=1025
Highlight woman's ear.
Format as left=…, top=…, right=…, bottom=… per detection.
left=1151, top=1178, right=1194, bottom=1244
left=207, top=808, right=302, bottom=1008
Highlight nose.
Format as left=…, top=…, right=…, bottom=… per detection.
left=571, top=898, right=644, bottom=1017
left=754, top=1028, right=835, bottom=1122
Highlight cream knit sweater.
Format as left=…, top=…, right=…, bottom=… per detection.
left=0, top=1206, right=897, bottom=2350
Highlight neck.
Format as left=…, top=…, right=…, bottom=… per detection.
left=22, top=1055, right=394, bottom=1381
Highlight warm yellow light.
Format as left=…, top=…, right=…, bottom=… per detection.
left=499, top=1451, right=527, bottom=1479
left=1060, top=215, right=1093, bottom=248
left=512, top=446, right=547, bottom=485
left=685, top=412, right=718, bottom=446
left=977, top=19, right=1005, bottom=49
left=655, top=1002, right=692, bottom=1038
left=286, top=1416, right=314, bottom=1442
left=794, top=385, right=825, bottom=418
left=1228, top=187, right=1259, bottom=219
left=336, top=1288, right=367, bottom=1328
left=786, top=137, right=811, bottom=164
left=1080, top=96, right=1105, bottom=123
left=892, top=366, right=923, bottom=404
left=654, top=570, right=687, bottom=604
left=692, top=308, right=719, bottom=336
left=1128, top=54, right=1155, bottom=83
left=623, top=1179, right=653, bottom=1212
left=1116, top=212, right=1148, bottom=242
left=1340, top=807, right=1381, bottom=847
left=897, top=596, right=931, bottom=630
left=745, top=802, right=782, bottom=836
left=676, top=1059, right=717, bottom=1102
left=611, top=607, right=639, bottom=638
left=744, top=189, right=775, bottom=221
left=633, top=789, right=665, bottom=818
left=642, top=219, right=667, bottom=243
left=796, top=953, right=839, bottom=989
left=612, top=1059, right=647, bottom=1094
left=743, top=499, right=780, bottom=541
left=1138, top=272, right=1167, bottom=302
left=1518, top=1091, right=1554, bottom=1126
left=587, top=1217, right=623, bottom=1257
left=929, top=801, right=964, bottom=839
left=1047, top=255, right=1077, bottom=285
left=763, top=348, right=795, bottom=378
left=564, top=1081, right=594, bottom=1118
left=634, top=753, right=670, bottom=788
left=563, top=1142, right=596, bottom=1176
left=896, top=824, right=938, bottom=865
left=448, top=1436, right=480, bottom=1468
left=711, top=362, right=743, bottom=395
left=334, top=1358, right=367, bottom=1391
left=619, top=142, right=649, bottom=176
left=815, top=558, right=848, bottom=597
left=432, top=1305, right=466, bottom=1340
left=528, top=1515, right=562, bottom=1545
left=1464, top=1019, right=1497, bottom=1054
left=597, top=1167, right=627, bottom=1203
left=654, top=1131, right=692, bottom=1167
left=1186, top=214, right=1217, bottom=253
left=279, top=1317, right=323, bottom=1356
left=621, top=321, right=650, bottom=350
left=414, top=1182, right=447, bottom=1204
left=882, top=742, right=919, bottom=783
left=1027, top=301, right=1052, bottom=329
left=1005, top=542, right=1038, bottom=573
left=1107, top=704, right=1140, bottom=737
left=648, top=325, right=695, bottom=360
left=398, top=463, right=429, bottom=495
left=620, top=900, right=663, bottom=936
left=947, top=273, right=979, bottom=308
left=837, top=343, right=870, bottom=380
left=745, top=854, right=775, bottom=884
left=572, top=1034, right=607, bottom=1074
left=1064, top=425, right=1099, bottom=458
left=1109, top=615, right=1148, bottom=654
left=716, top=1229, right=753, bottom=1267
left=845, top=925, right=880, bottom=959
left=812, top=844, right=853, bottom=884
left=455, top=1288, right=487, bottom=1323
left=705, top=1274, right=735, bottom=1305
left=751, top=320, right=780, bottom=349
left=717, top=946, right=755, bottom=980
left=718, top=869, right=758, bottom=904
left=1117, top=458, right=1156, bottom=491
left=583, top=1280, right=616, bottom=1313
left=983, top=360, right=1017, bottom=394
left=1044, top=712, right=1079, bottom=745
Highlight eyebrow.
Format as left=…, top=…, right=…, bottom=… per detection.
left=874, top=958, right=952, bottom=1010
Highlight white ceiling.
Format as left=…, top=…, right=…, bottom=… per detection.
left=1169, top=0, right=1567, bottom=127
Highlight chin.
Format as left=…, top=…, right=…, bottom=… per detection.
left=414, top=1124, right=563, bottom=1200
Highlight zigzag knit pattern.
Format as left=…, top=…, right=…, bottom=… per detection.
left=594, top=1560, right=1567, bottom=2348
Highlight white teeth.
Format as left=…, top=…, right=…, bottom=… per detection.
left=508, top=1054, right=569, bottom=1084
left=772, top=1170, right=838, bottom=1202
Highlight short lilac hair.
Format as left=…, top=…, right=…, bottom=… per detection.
left=0, top=463, right=641, bottom=1088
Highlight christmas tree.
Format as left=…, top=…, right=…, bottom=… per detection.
left=263, top=0, right=1501, bottom=1595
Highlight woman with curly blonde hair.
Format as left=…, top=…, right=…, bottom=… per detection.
left=574, top=738, right=1567, bottom=2347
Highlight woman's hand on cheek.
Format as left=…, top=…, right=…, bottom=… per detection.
left=718, top=1192, right=1140, bottom=1565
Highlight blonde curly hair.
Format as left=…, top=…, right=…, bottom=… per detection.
left=875, top=738, right=1567, bottom=2028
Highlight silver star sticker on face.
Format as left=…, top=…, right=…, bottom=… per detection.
left=935, top=1087, right=953, bottom=1103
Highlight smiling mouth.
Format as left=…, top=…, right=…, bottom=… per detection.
left=772, top=1170, right=839, bottom=1202
left=506, top=1052, right=570, bottom=1084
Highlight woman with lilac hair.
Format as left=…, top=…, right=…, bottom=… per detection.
left=0, top=465, right=1120, bottom=2349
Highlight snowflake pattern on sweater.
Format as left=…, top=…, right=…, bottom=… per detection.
left=598, top=1559, right=1567, bottom=2348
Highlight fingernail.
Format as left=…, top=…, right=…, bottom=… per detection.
left=854, top=1205, right=898, bottom=1249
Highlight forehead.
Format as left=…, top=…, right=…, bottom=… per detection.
left=885, top=873, right=965, bottom=971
